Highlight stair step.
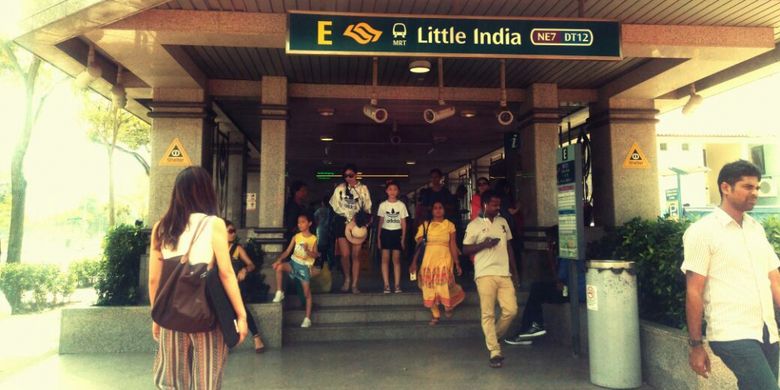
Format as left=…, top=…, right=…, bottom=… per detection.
left=282, top=291, right=529, bottom=309
left=283, top=320, right=484, bottom=344
left=283, top=304, right=485, bottom=325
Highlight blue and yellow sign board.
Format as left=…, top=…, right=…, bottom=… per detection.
left=287, top=12, right=621, bottom=60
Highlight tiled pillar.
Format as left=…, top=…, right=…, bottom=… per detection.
left=258, top=76, right=287, bottom=229
left=147, top=88, right=212, bottom=225
left=517, top=83, right=560, bottom=228
left=589, top=98, right=660, bottom=226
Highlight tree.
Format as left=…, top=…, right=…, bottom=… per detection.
left=0, top=41, right=50, bottom=263
left=82, top=95, right=150, bottom=228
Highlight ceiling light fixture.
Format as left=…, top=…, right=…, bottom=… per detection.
left=424, top=58, right=456, bottom=124
left=363, top=57, right=388, bottom=123
left=409, top=59, right=431, bottom=74
left=497, top=59, right=514, bottom=125
left=318, top=108, right=335, bottom=117
left=74, top=45, right=102, bottom=91
left=460, top=110, right=477, bottom=118
left=406, top=161, right=416, bottom=165
left=320, top=135, right=334, bottom=142
left=681, top=84, right=703, bottom=116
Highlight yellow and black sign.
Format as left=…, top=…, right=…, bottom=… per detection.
left=623, top=142, right=649, bottom=169
left=159, top=137, right=192, bottom=167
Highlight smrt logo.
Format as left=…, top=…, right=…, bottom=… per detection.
left=343, top=22, right=383, bottom=44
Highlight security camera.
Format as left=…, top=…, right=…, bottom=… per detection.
left=363, top=104, right=388, bottom=123
left=497, top=109, right=514, bottom=126
left=423, top=106, right=456, bottom=124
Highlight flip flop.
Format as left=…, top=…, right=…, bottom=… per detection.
left=428, top=317, right=440, bottom=326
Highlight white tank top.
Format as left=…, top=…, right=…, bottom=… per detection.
left=160, top=213, right=215, bottom=265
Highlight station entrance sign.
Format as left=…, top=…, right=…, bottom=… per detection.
left=287, top=12, right=621, bottom=60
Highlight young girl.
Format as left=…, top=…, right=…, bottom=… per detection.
left=271, top=213, right=318, bottom=328
left=377, top=181, right=408, bottom=293
left=225, top=221, right=265, bottom=353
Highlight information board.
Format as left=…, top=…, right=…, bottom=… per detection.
left=557, top=144, right=585, bottom=260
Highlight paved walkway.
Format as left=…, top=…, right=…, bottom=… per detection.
left=0, top=336, right=652, bottom=389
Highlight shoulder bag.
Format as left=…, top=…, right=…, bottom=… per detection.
left=151, top=216, right=216, bottom=333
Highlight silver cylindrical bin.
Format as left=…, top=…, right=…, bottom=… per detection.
left=586, top=260, right=641, bottom=389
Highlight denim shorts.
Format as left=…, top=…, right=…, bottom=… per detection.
left=289, top=260, right=311, bottom=282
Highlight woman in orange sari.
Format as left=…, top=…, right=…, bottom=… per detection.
left=410, top=201, right=465, bottom=325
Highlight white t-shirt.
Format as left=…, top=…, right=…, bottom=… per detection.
left=378, top=200, right=409, bottom=231
left=463, top=216, right=513, bottom=279
left=160, top=213, right=215, bottom=265
left=681, top=207, right=780, bottom=343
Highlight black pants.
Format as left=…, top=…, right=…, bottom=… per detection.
left=239, top=281, right=259, bottom=336
left=710, top=325, right=779, bottom=390
left=519, top=281, right=567, bottom=331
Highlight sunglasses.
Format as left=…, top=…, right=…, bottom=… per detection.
left=227, top=228, right=236, bottom=234
left=478, top=182, right=489, bottom=186
left=345, top=173, right=356, bottom=178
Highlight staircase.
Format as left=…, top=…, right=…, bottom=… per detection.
left=282, top=290, right=528, bottom=345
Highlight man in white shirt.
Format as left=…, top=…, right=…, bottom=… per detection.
left=463, top=190, right=520, bottom=369
left=682, top=160, right=780, bottom=389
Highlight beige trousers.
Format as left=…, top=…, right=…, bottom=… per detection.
left=475, top=275, right=518, bottom=358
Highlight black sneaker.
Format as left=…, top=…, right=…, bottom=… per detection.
left=504, top=335, right=533, bottom=345
left=515, top=322, right=547, bottom=340
left=489, top=355, right=504, bottom=368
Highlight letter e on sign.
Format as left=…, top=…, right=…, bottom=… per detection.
left=318, top=21, right=333, bottom=45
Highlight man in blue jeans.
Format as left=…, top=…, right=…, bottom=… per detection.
left=682, top=160, right=780, bottom=389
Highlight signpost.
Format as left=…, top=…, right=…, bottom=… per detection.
left=557, top=144, right=585, bottom=357
left=288, top=12, right=622, bottom=60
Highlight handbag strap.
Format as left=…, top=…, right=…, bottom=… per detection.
left=422, top=221, right=429, bottom=242
left=181, top=215, right=211, bottom=264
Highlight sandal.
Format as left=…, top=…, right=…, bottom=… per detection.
left=383, top=286, right=391, bottom=294
left=253, top=335, right=265, bottom=354
left=394, top=286, right=402, bottom=293
left=340, top=280, right=351, bottom=293
left=444, top=309, right=454, bottom=319
left=428, top=317, right=440, bottom=326
left=351, top=286, right=361, bottom=294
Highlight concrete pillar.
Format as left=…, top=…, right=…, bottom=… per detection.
left=147, top=88, right=212, bottom=224
left=258, top=76, right=288, bottom=229
left=226, top=132, right=246, bottom=226
left=517, top=83, right=560, bottom=228
left=590, top=98, right=660, bottom=227
left=245, top=168, right=260, bottom=227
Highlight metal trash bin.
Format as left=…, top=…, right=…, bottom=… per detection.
left=586, top=260, right=641, bottom=389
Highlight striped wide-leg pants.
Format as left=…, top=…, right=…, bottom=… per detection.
left=153, top=327, right=228, bottom=390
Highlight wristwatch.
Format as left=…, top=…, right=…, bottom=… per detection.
left=688, top=338, right=704, bottom=347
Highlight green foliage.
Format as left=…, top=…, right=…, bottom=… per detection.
left=590, top=215, right=780, bottom=330
left=589, top=218, right=691, bottom=329
left=94, top=224, right=148, bottom=306
left=69, top=258, right=103, bottom=288
left=764, top=216, right=780, bottom=257
left=0, top=263, right=77, bottom=314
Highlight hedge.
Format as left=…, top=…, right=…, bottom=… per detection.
left=590, top=215, right=780, bottom=329
left=0, top=263, right=77, bottom=314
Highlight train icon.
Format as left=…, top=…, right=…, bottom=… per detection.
left=392, top=23, right=407, bottom=39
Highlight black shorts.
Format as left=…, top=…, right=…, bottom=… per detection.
left=334, top=215, right=347, bottom=238
left=380, top=229, right=402, bottom=250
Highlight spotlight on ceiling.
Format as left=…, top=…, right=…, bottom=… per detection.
left=318, top=108, right=335, bottom=117
left=363, top=104, right=388, bottom=123
left=364, top=57, right=388, bottom=123
left=406, top=161, right=416, bottom=165
left=409, top=59, right=431, bottom=74
left=320, top=135, right=334, bottom=142
left=682, top=84, right=703, bottom=116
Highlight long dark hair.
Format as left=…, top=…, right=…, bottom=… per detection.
left=156, top=166, right=218, bottom=249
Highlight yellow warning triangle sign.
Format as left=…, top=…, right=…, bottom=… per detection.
left=623, top=142, right=650, bottom=169
left=159, top=137, right=192, bottom=167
